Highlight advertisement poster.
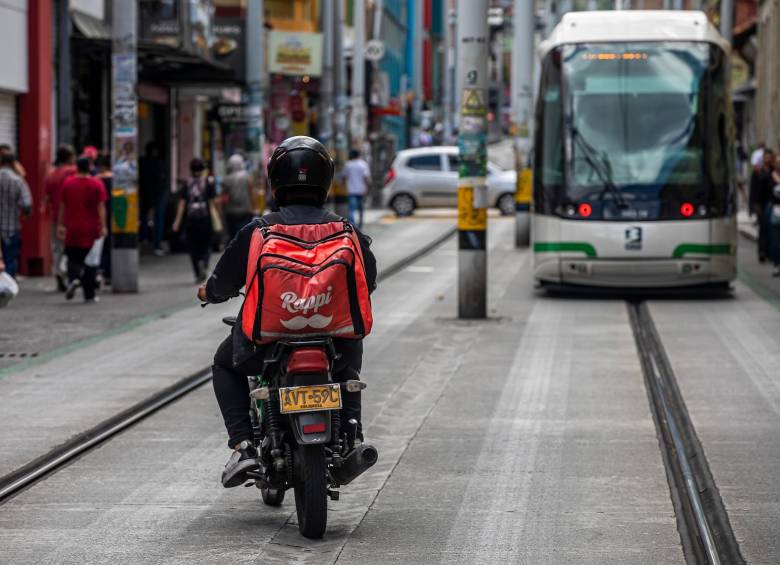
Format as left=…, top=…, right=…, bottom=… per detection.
left=268, top=31, right=324, bottom=77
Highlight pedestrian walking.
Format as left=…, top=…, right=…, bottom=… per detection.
left=769, top=154, right=780, bottom=277
left=342, top=149, right=371, bottom=228
left=751, top=141, right=766, bottom=171
left=0, top=152, right=32, bottom=278
left=45, top=144, right=77, bottom=290
left=0, top=144, right=27, bottom=178
left=749, top=149, right=775, bottom=263
left=221, top=154, right=255, bottom=240
left=172, top=158, right=219, bottom=283
left=139, top=142, right=167, bottom=255
left=96, top=153, right=113, bottom=284
left=57, top=157, right=108, bottom=303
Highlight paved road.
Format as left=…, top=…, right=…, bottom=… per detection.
left=2, top=217, right=780, bottom=563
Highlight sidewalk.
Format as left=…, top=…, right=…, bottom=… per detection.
left=0, top=215, right=455, bottom=479
left=0, top=210, right=389, bottom=372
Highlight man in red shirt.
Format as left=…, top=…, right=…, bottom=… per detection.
left=45, top=144, right=77, bottom=290
left=57, top=157, right=107, bottom=303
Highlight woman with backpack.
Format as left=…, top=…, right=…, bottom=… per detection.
left=172, top=158, right=220, bottom=282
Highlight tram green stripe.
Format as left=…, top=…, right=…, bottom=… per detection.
left=533, top=241, right=597, bottom=257
left=672, top=243, right=732, bottom=258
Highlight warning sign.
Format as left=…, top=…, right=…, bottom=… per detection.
left=458, top=186, right=487, bottom=231
left=515, top=168, right=532, bottom=204
left=461, top=88, right=487, bottom=117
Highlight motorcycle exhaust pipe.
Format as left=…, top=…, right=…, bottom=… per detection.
left=331, top=444, right=378, bottom=486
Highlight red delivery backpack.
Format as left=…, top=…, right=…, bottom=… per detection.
left=241, top=216, right=373, bottom=344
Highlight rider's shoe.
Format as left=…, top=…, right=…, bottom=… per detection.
left=221, top=440, right=260, bottom=488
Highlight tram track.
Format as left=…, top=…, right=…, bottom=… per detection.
left=0, top=225, right=457, bottom=505
left=628, top=301, right=744, bottom=565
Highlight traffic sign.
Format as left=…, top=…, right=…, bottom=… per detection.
left=365, top=39, right=385, bottom=62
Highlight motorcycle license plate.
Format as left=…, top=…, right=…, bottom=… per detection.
left=279, top=384, right=342, bottom=414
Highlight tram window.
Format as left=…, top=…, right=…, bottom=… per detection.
left=407, top=155, right=442, bottom=171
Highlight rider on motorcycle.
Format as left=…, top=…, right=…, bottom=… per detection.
left=198, top=136, right=378, bottom=488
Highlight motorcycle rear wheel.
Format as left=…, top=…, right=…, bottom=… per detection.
left=260, top=487, right=285, bottom=506
left=293, top=445, right=328, bottom=538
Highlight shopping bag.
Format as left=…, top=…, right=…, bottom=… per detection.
left=85, top=237, right=105, bottom=267
left=0, top=271, right=19, bottom=308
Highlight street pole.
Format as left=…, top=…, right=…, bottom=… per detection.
left=321, top=0, right=335, bottom=152
left=111, top=0, right=139, bottom=292
left=412, top=0, right=424, bottom=147
left=333, top=0, right=349, bottom=216
left=442, top=1, right=454, bottom=144
left=720, top=0, right=734, bottom=44
left=351, top=0, right=367, bottom=151
left=512, top=0, right=534, bottom=247
left=56, top=0, right=72, bottom=146
left=457, top=0, right=489, bottom=319
left=246, top=0, right=265, bottom=210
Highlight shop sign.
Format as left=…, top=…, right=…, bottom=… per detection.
left=213, top=18, right=246, bottom=80
left=216, top=104, right=250, bottom=124
left=268, top=31, right=324, bottom=77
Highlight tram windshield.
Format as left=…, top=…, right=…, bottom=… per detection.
left=535, top=42, right=733, bottom=220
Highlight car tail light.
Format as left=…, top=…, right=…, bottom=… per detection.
left=680, top=202, right=694, bottom=218
left=303, top=423, right=327, bottom=434
left=383, top=168, right=396, bottom=186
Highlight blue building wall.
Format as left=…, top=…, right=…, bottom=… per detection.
left=379, top=0, right=409, bottom=151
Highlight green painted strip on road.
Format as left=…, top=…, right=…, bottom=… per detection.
left=0, top=301, right=194, bottom=380
left=533, top=241, right=597, bottom=258
left=672, top=243, right=732, bottom=259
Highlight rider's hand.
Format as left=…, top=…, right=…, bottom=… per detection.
left=197, top=284, right=208, bottom=303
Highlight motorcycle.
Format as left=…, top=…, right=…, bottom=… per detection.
left=222, top=316, right=379, bottom=539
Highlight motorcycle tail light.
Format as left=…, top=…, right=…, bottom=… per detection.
left=303, top=423, right=327, bottom=434
left=578, top=203, right=592, bottom=217
left=680, top=202, right=694, bottom=217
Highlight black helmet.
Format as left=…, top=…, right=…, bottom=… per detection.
left=268, top=136, right=334, bottom=206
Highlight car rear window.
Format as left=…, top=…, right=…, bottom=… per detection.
left=407, top=155, right=442, bottom=171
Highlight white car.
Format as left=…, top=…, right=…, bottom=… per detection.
left=381, top=146, right=517, bottom=216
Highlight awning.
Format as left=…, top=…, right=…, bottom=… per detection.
left=71, top=12, right=242, bottom=87
left=137, top=42, right=239, bottom=86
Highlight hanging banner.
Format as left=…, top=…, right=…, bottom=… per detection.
left=268, top=31, right=324, bottom=77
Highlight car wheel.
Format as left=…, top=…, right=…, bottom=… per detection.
left=390, top=194, right=416, bottom=217
left=497, top=193, right=516, bottom=216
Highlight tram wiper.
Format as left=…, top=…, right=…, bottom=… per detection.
left=571, top=128, right=628, bottom=210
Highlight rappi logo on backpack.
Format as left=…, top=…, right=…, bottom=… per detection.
left=279, top=287, right=333, bottom=330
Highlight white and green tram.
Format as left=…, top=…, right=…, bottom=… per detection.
left=532, top=11, right=737, bottom=288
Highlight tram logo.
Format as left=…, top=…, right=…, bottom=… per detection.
left=625, top=226, right=642, bottom=250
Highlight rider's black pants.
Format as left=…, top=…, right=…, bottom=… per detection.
left=212, top=336, right=364, bottom=448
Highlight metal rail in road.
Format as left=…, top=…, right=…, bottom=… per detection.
left=0, top=226, right=457, bottom=505
left=629, top=301, right=744, bottom=565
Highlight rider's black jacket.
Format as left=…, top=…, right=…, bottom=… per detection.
left=205, top=204, right=378, bottom=365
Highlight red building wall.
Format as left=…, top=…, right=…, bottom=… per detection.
left=19, top=0, right=53, bottom=276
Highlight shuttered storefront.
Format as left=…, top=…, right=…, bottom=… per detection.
left=0, top=92, right=18, bottom=150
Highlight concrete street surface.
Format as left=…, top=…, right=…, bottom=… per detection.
left=0, top=213, right=779, bottom=563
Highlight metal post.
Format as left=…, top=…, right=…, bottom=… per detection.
left=321, top=0, right=335, bottom=151
left=512, top=0, right=534, bottom=247
left=111, top=0, right=139, bottom=292
left=56, top=0, right=72, bottom=145
left=457, top=0, right=489, bottom=319
left=246, top=0, right=265, bottom=209
left=412, top=0, right=424, bottom=147
left=351, top=0, right=367, bottom=149
left=442, top=1, right=455, bottom=144
left=333, top=0, right=349, bottom=216
left=720, top=0, right=734, bottom=44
